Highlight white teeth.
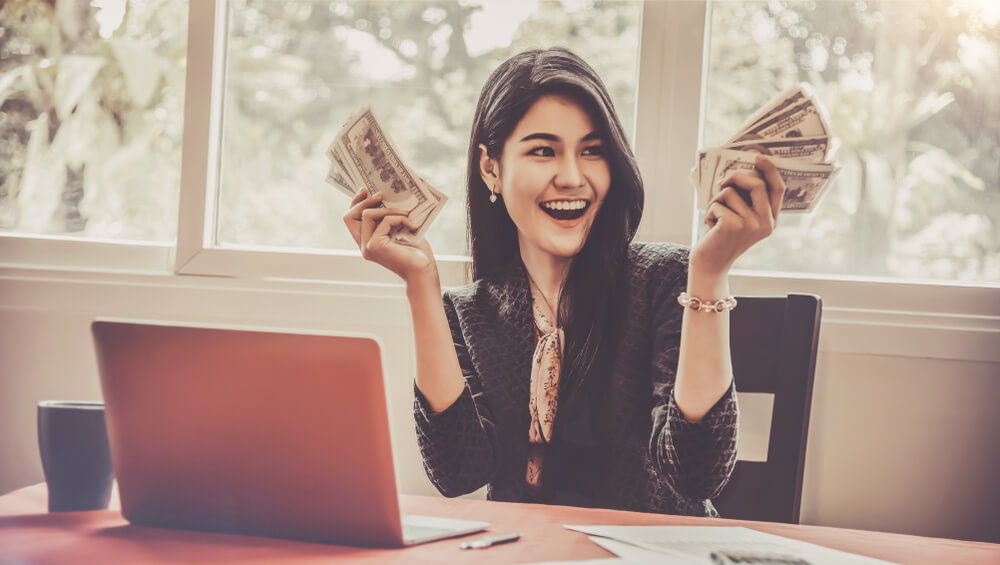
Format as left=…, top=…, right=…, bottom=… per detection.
left=541, top=200, right=587, bottom=211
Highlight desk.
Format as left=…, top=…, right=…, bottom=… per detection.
left=1, top=484, right=996, bottom=564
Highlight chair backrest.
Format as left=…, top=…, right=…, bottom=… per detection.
left=712, top=293, right=822, bottom=524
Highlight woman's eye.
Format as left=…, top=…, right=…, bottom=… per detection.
left=528, top=146, right=555, bottom=157
left=582, top=145, right=604, bottom=157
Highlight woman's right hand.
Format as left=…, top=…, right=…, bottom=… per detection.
left=343, top=188, right=438, bottom=285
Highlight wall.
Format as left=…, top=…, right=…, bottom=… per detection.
left=1, top=266, right=997, bottom=544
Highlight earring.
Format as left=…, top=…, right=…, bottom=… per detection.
left=489, top=184, right=498, bottom=203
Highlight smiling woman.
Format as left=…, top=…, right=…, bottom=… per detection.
left=482, top=95, right=611, bottom=262
left=345, top=47, right=791, bottom=516
left=0, top=0, right=997, bottom=546
left=463, top=51, right=645, bottom=408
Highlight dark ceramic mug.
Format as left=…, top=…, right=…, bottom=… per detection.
left=37, top=401, right=114, bottom=512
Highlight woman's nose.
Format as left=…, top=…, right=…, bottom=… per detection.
left=554, top=156, right=585, bottom=188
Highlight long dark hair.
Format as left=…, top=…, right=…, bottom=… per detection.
left=466, top=48, right=644, bottom=397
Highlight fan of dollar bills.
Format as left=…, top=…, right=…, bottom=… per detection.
left=690, top=83, right=841, bottom=213
left=325, top=107, right=447, bottom=243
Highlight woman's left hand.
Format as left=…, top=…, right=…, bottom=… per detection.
left=690, top=154, right=786, bottom=277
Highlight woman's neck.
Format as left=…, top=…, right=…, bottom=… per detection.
left=518, top=240, right=571, bottom=312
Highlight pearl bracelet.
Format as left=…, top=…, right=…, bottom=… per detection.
left=677, top=292, right=738, bottom=313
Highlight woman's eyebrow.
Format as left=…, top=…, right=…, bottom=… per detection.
left=519, top=132, right=560, bottom=143
left=518, top=131, right=602, bottom=143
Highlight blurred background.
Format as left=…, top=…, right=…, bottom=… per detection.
left=1, top=0, right=997, bottom=282
left=1, top=0, right=998, bottom=545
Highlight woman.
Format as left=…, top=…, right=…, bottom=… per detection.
left=344, top=48, right=785, bottom=517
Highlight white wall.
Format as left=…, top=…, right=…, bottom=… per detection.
left=1, top=266, right=998, bottom=544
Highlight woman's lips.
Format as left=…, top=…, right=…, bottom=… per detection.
left=539, top=201, right=589, bottom=221
left=539, top=205, right=588, bottom=228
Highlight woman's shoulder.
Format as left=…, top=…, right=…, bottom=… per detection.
left=625, top=241, right=690, bottom=308
left=442, top=262, right=528, bottom=318
left=627, top=241, right=690, bottom=276
left=441, top=280, right=486, bottom=315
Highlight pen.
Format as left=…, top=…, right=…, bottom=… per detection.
left=459, top=532, right=522, bottom=549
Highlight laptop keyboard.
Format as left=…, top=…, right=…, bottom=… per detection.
left=402, top=523, right=460, bottom=540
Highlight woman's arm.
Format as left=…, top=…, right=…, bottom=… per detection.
left=674, top=265, right=734, bottom=422
left=343, top=187, right=465, bottom=410
left=648, top=250, right=739, bottom=501
left=344, top=188, right=497, bottom=496
left=411, top=289, right=499, bottom=497
left=675, top=154, right=786, bottom=421
left=406, top=274, right=466, bottom=412
left=649, top=155, right=786, bottom=500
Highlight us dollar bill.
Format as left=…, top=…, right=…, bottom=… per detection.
left=727, top=97, right=833, bottom=144
left=691, top=83, right=840, bottom=214
left=725, top=135, right=832, bottom=162
left=729, top=84, right=812, bottom=138
left=324, top=106, right=447, bottom=242
left=326, top=160, right=355, bottom=197
left=708, top=150, right=840, bottom=213
left=337, top=107, right=434, bottom=219
left=694, top=139, right=827, bottom=205
left=326, top=141, right=359, bottom=194
left=393, top=169, right=446, bottom=244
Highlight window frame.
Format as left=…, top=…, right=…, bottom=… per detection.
left=630, top=0, right=998, bottom=317
left=0, top=0, right=996, bottom=321
left=172, top=0, right=467, bottom=286
left=0, top=235, right=171, bottom=273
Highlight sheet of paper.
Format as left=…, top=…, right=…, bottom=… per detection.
left=588, top=536, right=689, bottom=563
left=564, top=525, right=898, bottom=565
left=528, top=557, right=631, bottom=565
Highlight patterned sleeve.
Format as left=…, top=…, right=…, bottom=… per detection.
left=412, top=291, right=498, bottom=497
left=646, top=247, right=739, bottom=500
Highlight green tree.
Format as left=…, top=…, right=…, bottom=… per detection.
left=707, top=0, right=998, bottom=282
left=0, top=0, right=186, bottom=241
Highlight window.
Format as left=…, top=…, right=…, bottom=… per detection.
left=212, top=0, right=641, bottom=258
left=2, top=0, right=996, bottom=312
left=0, top=0, right=187, bottom=243
left=702, top=0, right=999, bottom=284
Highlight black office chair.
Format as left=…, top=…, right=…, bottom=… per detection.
left=713, top=293, right=822, bottom=524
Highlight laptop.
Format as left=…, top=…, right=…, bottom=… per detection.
left=91, top=319, right=489, bottom=547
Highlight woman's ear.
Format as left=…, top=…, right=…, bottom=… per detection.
left=478, top=144, right=501, bottom=195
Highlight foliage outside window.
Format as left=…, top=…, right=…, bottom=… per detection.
left=215, top=0, right=641, bottom=257
left=704, top=0, right=999, bottom=283
left=0, top=0, right=187, bottom=242
left=2, top=0, right=997, bottom=288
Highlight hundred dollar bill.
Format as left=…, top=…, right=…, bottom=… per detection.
left=727, top=98, right=831, bottom=144
left=708, top=150, right=840, bottom=213
left=326, top=161, right=355, bottom=197
left=726, top=135, right=832, bottom=162
left=396, top=172, right=446, bottom=244
left=327, top=141, right=359, bottom=191
left=384, top=169, right=445, bottom=244
left=695, top=149, right=717, bottom=209
left=324, top=106, right=447, bottom=242
left=325, top=158, right=447, bottom=243
left=690, top=82, right=841, bottom=214
left=729, top=84, right=813, bottom=138
left=778, top=165, right=842, bottom=212
left=695, top=148, right=721, bottom=198
left=337, top=107, right=435, bottom=220
left=694, top=135, right=833, bottom=208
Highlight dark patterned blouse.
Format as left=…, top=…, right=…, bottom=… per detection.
left=413, top=242, right=739, bottom=517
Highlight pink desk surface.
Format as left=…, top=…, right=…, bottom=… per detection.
left=1, top=483, right=997, bottom=564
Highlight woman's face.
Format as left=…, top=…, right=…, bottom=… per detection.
left=487, top=95, right=612, bottom=262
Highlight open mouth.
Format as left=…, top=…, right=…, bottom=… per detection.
left=539, top=200, right=590, bottom=221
